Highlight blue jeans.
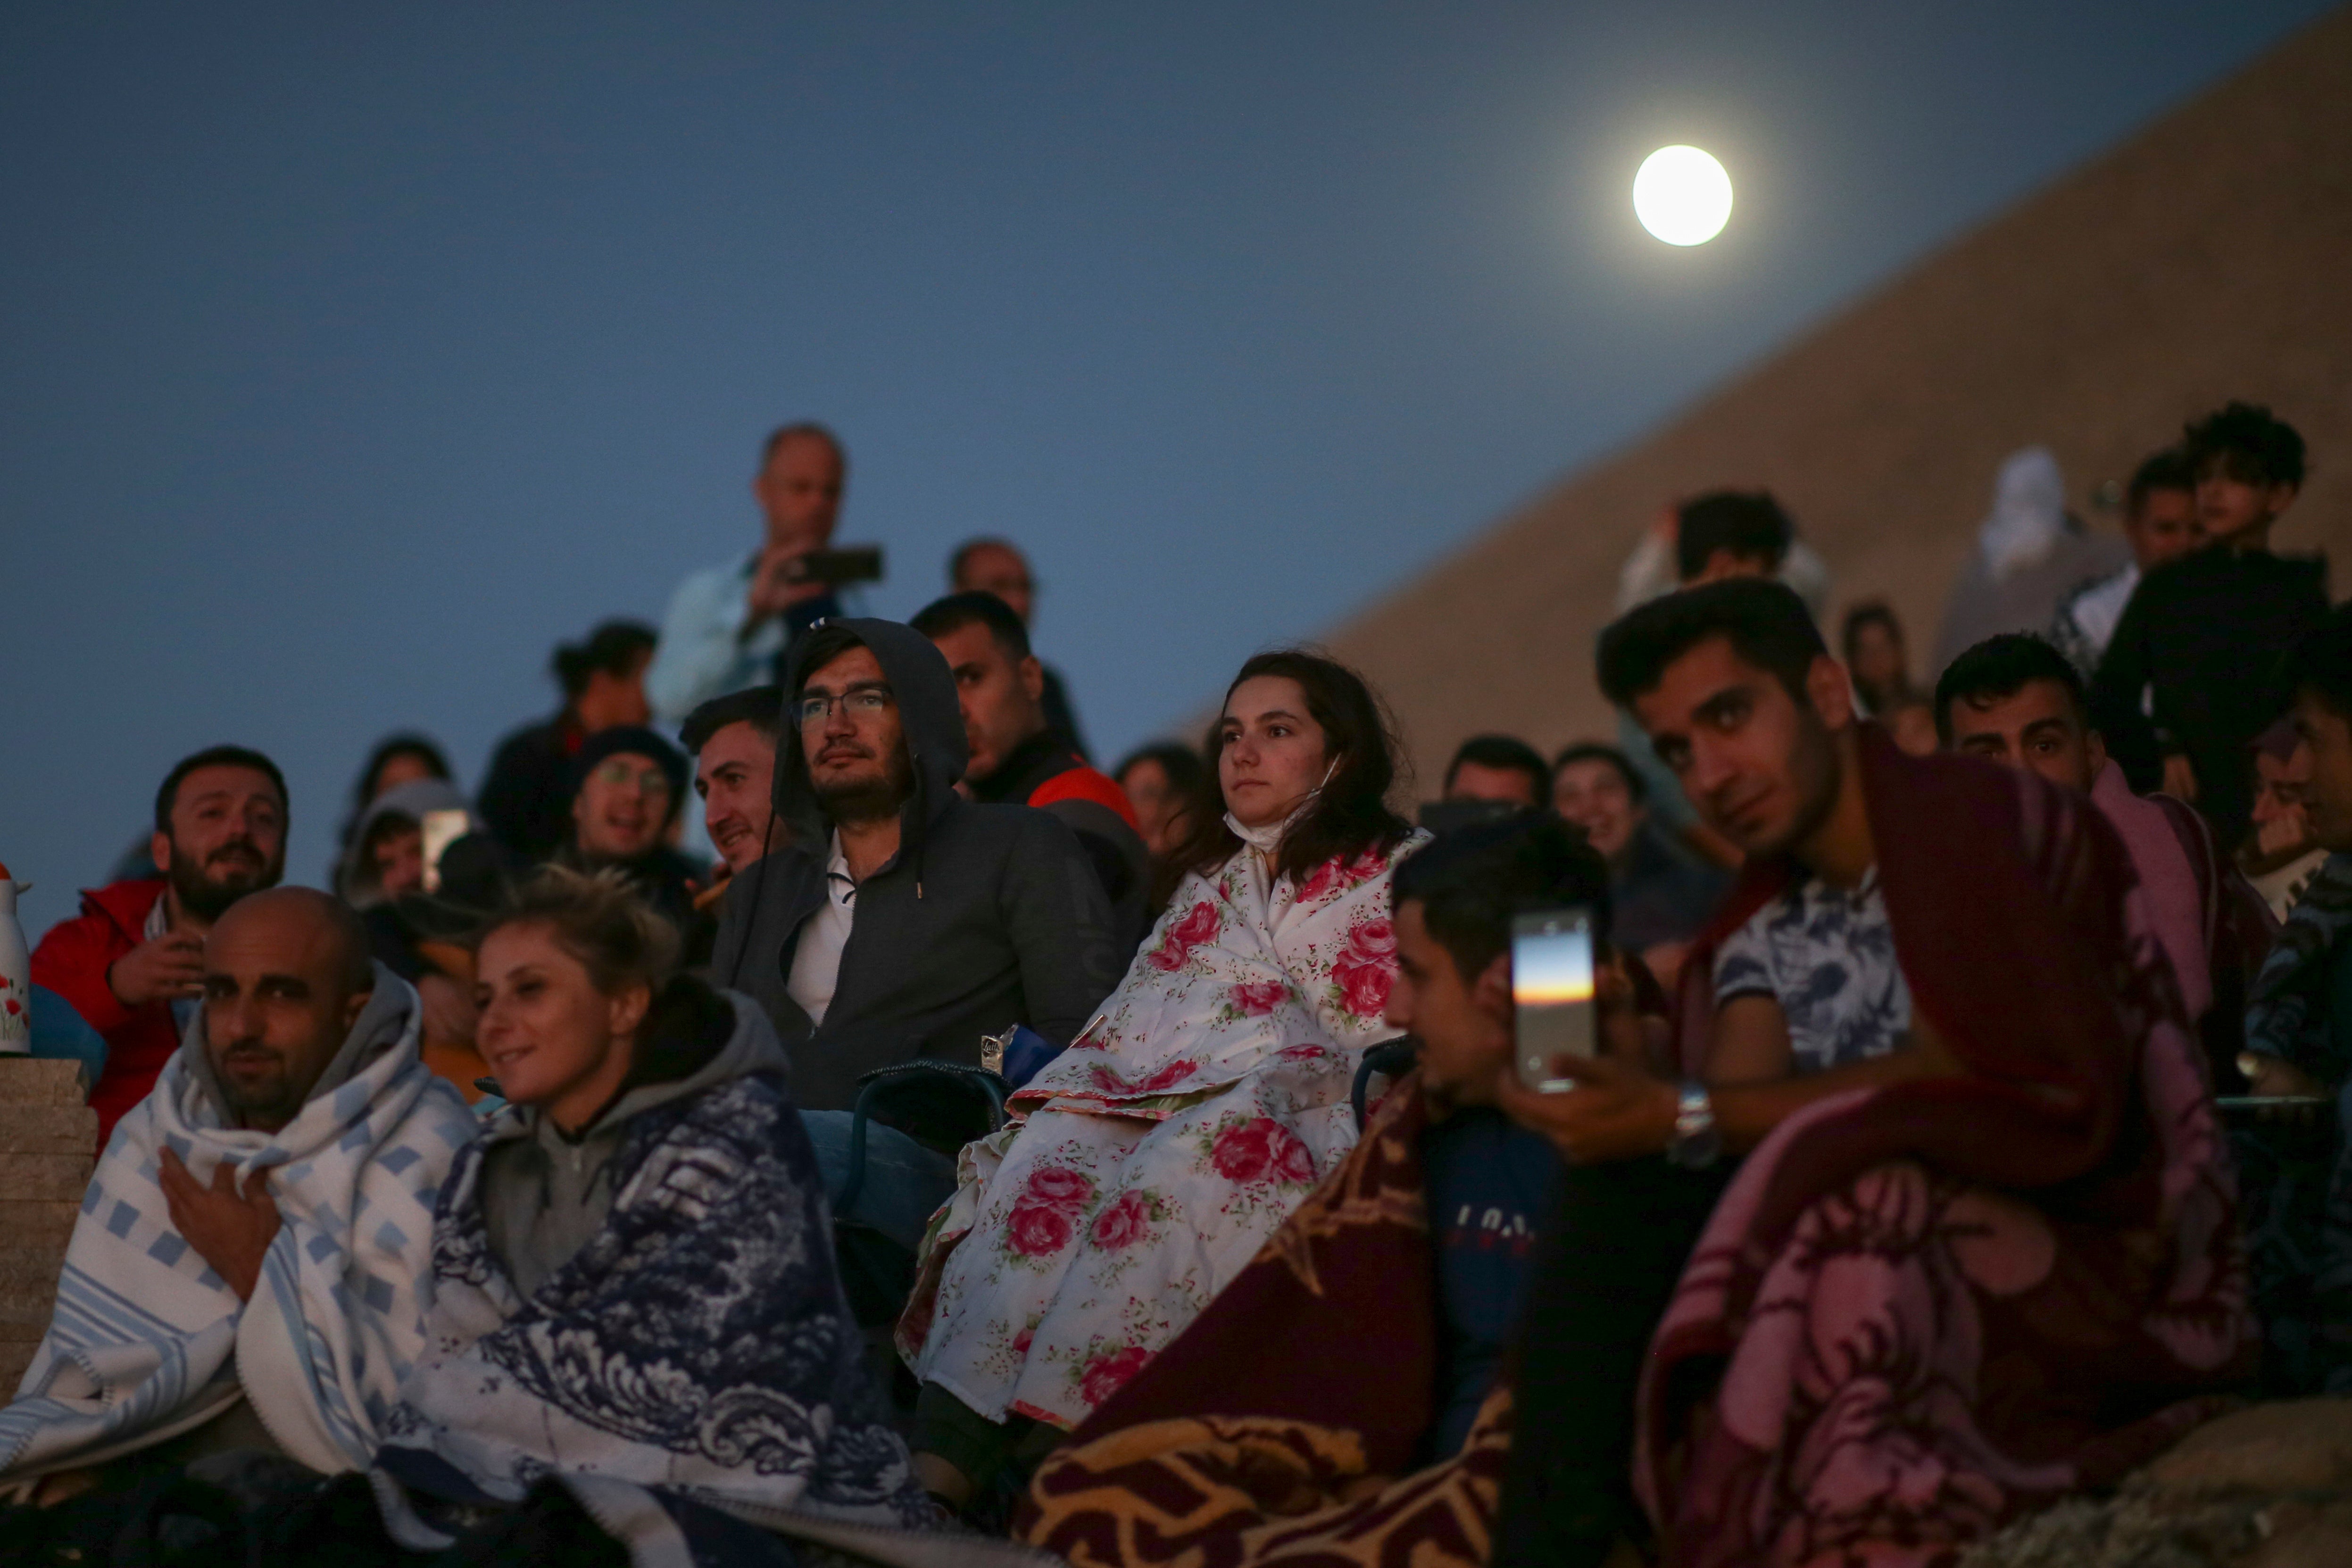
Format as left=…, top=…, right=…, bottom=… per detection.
left=798, top=1109, right=959, bottom=1254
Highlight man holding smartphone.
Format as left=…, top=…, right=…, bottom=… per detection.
left=645, top=422, right=863, bottom=730
left=1487, top=579, right=2247, bottom=1568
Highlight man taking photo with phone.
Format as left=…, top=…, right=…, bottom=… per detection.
left=1488, top=579, right=2249, bottom=1568
left=646, top=422, right=867, bottom=729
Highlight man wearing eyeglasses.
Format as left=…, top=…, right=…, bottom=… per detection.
left=712, top=618, right=1124, bottom=1113
left=557, top=725, right=710, bottom=955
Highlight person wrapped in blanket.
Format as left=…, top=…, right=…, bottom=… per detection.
left=1019, top=815, right=1662, bottom=1568
left=2244, top=604, right=2352, bottom=1393
left=1, top=889, right=475, bottom=1525
left=1503, top=580, right=2250, bottom=1567
left=898, top=649, right=1422, bottom=1512
left=362, top=865, right=942, bottom=1562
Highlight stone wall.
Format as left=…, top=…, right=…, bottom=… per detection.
left=0, top=1058, right=95, bottom=1392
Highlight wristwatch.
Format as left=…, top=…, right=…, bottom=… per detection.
left=1667, top=1079, right=1722, bottom=1170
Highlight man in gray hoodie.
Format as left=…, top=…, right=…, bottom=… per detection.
left=711, top=618, right=1123, bottom=1114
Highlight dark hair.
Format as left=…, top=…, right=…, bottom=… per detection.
left=760, top=421, right=846, bottom=471
left=2283, top=604, right=2352, bottom=723
left=355, top=734, right=451, bottom=805
left=1443, top=735, right=1550, bottom=802
left=1390, top=814, right=1611, bottom=983
left=947, top=535, right=1027, bottom=587
left=1839, top=600, right=1902, bottom=662
left=1113, top=741, right=1206, bottom=800
left=2184, top=401, right=2305, bottom=490
left=1931, top=633, right=2088, bottom=746
left=788, top=622, right=872, bottom=701
left=1551, top=741, right=1646, bottom=804
left=552, top=621, right=657, bottom=700
left=680, top=685, right=783, bottom=755
left=1163, top=649, right=1413, bottom=899
left=910, top=589, right=1032, bottom=661
left=1597, top=578, right=1827, bottom=709
left=1675, top=490, right=1794, bottom=582
left=155, top=746, right=288, bottom=835
left=2127, top=445, right=2197, bottom=517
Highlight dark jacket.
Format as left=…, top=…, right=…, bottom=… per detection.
left=2091, top=545, right=2328, bottom=848
left=477, top=711, right=585, bottom=864
left=712, top=619, right=1124, bottom=1111
left=969, top=728, right=1152, bottom=959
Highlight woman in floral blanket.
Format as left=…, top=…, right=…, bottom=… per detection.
left=899, top=650, right=1422, bottom=1508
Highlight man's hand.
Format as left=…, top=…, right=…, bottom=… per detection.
left=2161, top=753, right=2200, bottom=803
left=745, top=542, right=831, bottom=623
left=1495, top=1052, right=1679, bottom=1165
left=107, top=930, right=205, bottom=1009
left=158, top=1148, right=280, bottom=1302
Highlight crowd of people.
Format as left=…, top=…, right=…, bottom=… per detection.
left=3, top=403, right=2345, bottom=1568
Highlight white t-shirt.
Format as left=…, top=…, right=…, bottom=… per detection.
left=786, top=833, right=859, bottom=1028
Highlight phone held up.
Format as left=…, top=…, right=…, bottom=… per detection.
left=1513, top=907, right=1596, bottom=1094
left=418, top=809, right=471, bottom=895
left=791, top=546, right=885, bottom=588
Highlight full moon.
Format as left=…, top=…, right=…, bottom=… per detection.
left=1633, top=145, right=1733, bottom=246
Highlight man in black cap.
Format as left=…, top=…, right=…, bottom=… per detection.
left=557, top=725, right=710, bottom=951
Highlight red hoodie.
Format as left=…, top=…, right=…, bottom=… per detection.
left=31, top=878, right=179, bottom=1149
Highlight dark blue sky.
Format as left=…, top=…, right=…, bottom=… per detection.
left=2, top=1, right=2331, bottom=933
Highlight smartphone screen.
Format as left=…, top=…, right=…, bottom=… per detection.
left=419, top=808, right=470, bottom=896
left=1513, top=908, right=1595, bottom=1093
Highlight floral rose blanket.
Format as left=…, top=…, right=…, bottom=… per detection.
left=1644, top=729, right=2257, bottom=1568
left=1016, top=1073, right=1511, bottom=1567
left=900, top=835, right=1421, bottom=1431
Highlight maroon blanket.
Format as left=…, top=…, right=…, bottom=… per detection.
left=1645, top=726, right=2255, bottom=1567
left=1017, top=1076, right=1513, bottom=1566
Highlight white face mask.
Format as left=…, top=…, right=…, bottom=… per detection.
left=1224, top=758, right=1338, bottom=853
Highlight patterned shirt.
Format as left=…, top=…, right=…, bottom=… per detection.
left=1713, top=868, right=1913, bottom=1075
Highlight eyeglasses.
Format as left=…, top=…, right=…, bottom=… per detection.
left=794, top=689, right=894, bottom=729
left=590, top=760, right=673, bottom=798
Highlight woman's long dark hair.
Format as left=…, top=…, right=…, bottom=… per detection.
left=1157, top=648, right=1413, bottom=904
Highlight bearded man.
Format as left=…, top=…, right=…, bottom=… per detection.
left=34, top=747, right=291, bottom=1145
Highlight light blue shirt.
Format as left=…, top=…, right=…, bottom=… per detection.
left=643, top=554, right=865, bottom=729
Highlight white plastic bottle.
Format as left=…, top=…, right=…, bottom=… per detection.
left=0, top=862, right=31, bottom=1054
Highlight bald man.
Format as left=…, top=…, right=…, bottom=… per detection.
left=2, top=888, right=474, bottom=1498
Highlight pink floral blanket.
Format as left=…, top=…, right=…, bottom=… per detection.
left=899, top=836, right=1419, bottom=1430
left=1642, top=728, right=2255, bottom=1568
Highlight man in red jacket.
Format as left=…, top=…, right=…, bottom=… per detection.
left=914, top=590, right=1150, bottom=956
left=33, top=745, right=288, bottom=1146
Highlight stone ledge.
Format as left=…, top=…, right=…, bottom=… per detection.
left=0, top=1103, right=99, bottom=1153
left=0, top=1199, right=86, bottom=1252
left=0, top=1153, right=96, bottom=1203
left=0, top=1058, right=90, bottom=1106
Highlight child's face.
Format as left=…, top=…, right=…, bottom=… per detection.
left=2196, top=457, right=2294, bottom=544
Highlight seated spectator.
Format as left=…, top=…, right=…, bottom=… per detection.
left=2094, top=402, right=2329, bottom=848
left=365, top=866, right=937, bottom=1555
left=1613, top=489, right=1809, bottom=871
left=1112, top=741, right=1205, bottom=863
left=1021, top=817, right=1625, bottom=1564
left=1840, top=599, right=1915, bottom=716
left=558, top=725, right=709, bottom=951
left=1481, top=580, right=2245, bottom=1566
left=899, top=649, right=1421, bottom=1508
left=334, top=779, right=491, bottom=1102
left=681, top=682, right=785, bottom=890
left=329, top=732, right=453, bottom=880
left=644, top=422, right=857, bottom=729
left=2050, top=445, right=2201, bottom=674
left=915, top=590, right=1150, bottom=952
left=1441, top=734, right=1548, bottom=808
left=0, top=888, right=472, bottom=1502
left=950, top=535, right=1088, bottom=758
left=711, top=617, right=1122, bottom=1112
left=1936, top=632, right=2273, bottom=1084
left=1932, top=445, right=2128, bottom=674
left=32, top=746, right=288, bottom=1146
left=1551, top=741, right=1726, bottom=987
left=334, top=777, right=472, bottom=909
left=2244, top=717, right=2329, bottom=920
left=478, top=619, right=657, bottom=864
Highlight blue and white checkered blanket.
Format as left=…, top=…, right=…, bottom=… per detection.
left=0, top=968, right=474, bottom=1480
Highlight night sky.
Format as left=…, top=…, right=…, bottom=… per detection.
left=2, top=1, right=2333, bottom=933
